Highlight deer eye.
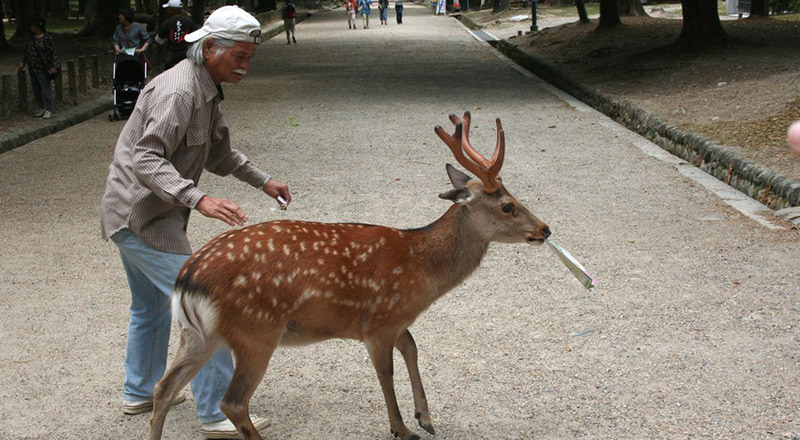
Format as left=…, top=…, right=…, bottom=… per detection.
left=501, top=203, right=514, bottom=213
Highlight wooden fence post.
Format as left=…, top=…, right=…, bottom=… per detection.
left=2, top=74, right=11, bottom=118
left=54, top=71, right=64, bottom=103
left=91, top=55, right=100, bottom=89
left=17, top=70, right=28, bottom=113
left=78, top=56, right=87, bottom=93
left=67, top=60, right=77, bottom=104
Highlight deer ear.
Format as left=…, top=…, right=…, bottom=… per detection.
left=438, top=187, right=472, bottom=203
left=445, top=163, right=471, bottom=189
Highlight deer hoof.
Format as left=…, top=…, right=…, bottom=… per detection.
left=414, top=412, right=436, bottom=435
left=391, top=430, right=421, bottom=440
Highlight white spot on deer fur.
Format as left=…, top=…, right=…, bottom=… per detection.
left=257, top=310, right=264, bottom=319
left=313, top=230, right=320, bottom=237
left=292, top=235, right=297, bottom=241
left=271, top=297, right=278, bottom=308
left=379, top=237, right=387, bottom=246
left=232, top=275, right=248, bottom=287
left=243, top=245, right=250, bottom=255
left=227, top=243, right=235, bottom=249
left=299, top=242, right=307, bottom=252
left=243, top=237, right=251, bottom=243
left=227, top=252, right=235, bottom=261
left=251, top=271, right=262, bottom=281
left=255, top=241, right=263, bottom=249
left=257, top=230, right=265, bottom=236
left=318, top=258, right=325, bottom=266
left=272, top=275, right=284, bottom=287
left=272, top=225, right=283, bottom=233
left=357, top=253, right=368, bottom=262
left=388, top=294, right=401, bottom=309
left=312, top=242, right=321, bottom=251
left=393, top=267, right=403, bottom=275
left=302, top=227, right=309, bottom=233
left=393, top=281, right=400, bottom=291
left=283, top=245, right=291, bottom=256
left=267, top=238, right=275, bottom=252
left=201, top=262, right=209, bottom=271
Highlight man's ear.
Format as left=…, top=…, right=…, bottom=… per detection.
left=202, top=38, right=215, bottom=60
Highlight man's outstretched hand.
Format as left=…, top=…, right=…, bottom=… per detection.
left=196, top=196, right=248, bottom=226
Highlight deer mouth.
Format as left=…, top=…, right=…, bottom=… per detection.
left=527, top=236, right=545, bottom=245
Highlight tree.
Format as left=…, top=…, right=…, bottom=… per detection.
left=575, top=0, right=590, bottom=23
left=78, top=0, right=128, bottom=37
left=50, top=0, right=71, bottom=20
left=12, top=0, right=35, bottom=39
left=492, top=0, right=510, bottom=13
left=676, top=0, right=728, bottom=51
left=597, top=0, right=622, bottom=28
left=618, top=0, right=647, bottom=16
left=749, top=0, right=769, bottom=16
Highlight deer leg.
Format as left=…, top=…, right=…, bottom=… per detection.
left=366, top=335, right=419, bottom=440
left=219, top=329, right=283, bottom=440
left=394, top=330, right=435, bottom=435
left=150, top=333, right=222, bottom=440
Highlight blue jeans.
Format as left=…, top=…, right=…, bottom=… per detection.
left=111, top=229, right=233, bottom=423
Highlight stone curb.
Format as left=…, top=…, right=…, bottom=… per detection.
left=0, top=14, right=310, bottom=156
left=456, top=12, right=800, bottom=209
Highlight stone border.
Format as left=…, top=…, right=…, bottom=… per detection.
left=456, top=12, right=800, bottom=209
left=0, top=14, right=310, bottom=156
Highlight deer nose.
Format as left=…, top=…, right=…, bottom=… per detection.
left=542, top=226, right=551, bottom=239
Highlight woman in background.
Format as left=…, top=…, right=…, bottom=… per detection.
left=18, top=17, right=59, bottom=119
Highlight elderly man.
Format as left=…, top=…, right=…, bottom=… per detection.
left=100, top=6, right=289, bottom=439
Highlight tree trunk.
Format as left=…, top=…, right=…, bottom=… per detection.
left=597, top=0, right=621, bottom=28
left=618, top=0, right=647, bottom=16
left=676, top=0, right=728, bottom=51
left=78, top=0, right=128, bottom=37
left=50, top=0, right=70, bottom=19
left=492, top=0, right=510, bottom=13
left=575, top=0, right=590, bottom=22
left=749, top=0, right=769, bottom=16
left=12, top=0, right=35, bottom=39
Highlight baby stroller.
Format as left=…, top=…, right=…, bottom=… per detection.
left=109, top=51, right=148, bottom=121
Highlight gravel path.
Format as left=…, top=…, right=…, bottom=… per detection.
left=1, top=5, right=798, bottom=439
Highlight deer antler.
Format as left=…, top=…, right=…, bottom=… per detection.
left=435, top=111, right=505, bottom=193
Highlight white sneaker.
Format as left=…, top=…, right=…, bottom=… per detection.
left=122, top=392, right=186, bottom=415
left=34, top=109, right=45, bottom=117
left=42, top=111, right=53, bottom=119
left=200, top=415, right=271, bottom=439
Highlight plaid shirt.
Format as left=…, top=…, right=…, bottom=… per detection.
left=100, top=59, right=270, bottom=255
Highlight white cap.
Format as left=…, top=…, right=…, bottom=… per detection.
left=162, top=0, right=183, bottom=8
left=184, top=6, right=262, bottom=44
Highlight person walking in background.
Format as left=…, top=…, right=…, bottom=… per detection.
left=282, top=0, right=297, bottom=44
left=100, top=6, right=290, bottom=439
left=113, top=8, right=150, bottom=55
left=358, top=0, right=372, bottom=28
left=395, top=0, right=404, bottom=24
left=379, top=0, right=390, bottom=25
left=155, top=0, right=198, bottom=70
left=18, top=17, right=59, bottom=119
left=345, top=0, right=358, bottom=29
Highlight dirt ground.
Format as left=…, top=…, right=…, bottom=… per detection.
left=470, top=6, right=800, bottom=183
left=1, top=6, right=799, bottom=440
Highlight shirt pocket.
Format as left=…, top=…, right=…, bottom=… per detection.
left=186, top=119, right=209, bottom=147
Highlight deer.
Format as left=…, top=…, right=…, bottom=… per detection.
left=149, top=111, right=551, bottom=440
